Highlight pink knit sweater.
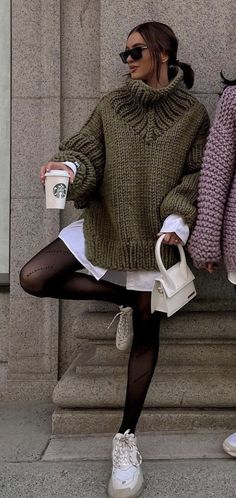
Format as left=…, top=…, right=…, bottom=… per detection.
left=188, top=86, right=236, bottom=270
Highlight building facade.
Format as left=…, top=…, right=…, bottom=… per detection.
left=0, top=0, right=236, bottom=432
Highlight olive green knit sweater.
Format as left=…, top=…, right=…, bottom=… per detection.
left=52, top=69, right=209, bottom=270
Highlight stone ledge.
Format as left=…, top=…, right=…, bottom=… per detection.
left=52, top=357, right=236, bottom=408
left=2, top=380, right=56, bottom=401
left=43, top=430, right=231, bottom=461
left=52, top=407, right=236, bottom=435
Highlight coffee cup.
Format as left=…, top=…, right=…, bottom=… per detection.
left=45, top=170, right=69, bottom=209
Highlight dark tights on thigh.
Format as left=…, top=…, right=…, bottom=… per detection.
left=20, top=238, right=161, bottom=434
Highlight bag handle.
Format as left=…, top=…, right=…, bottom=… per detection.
left=155, top=234, right=188, bottom=290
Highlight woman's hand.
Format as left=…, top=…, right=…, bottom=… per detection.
left=40, top=161, right=75, bottom=185
left=157, top=232, right=182, bottom=245
left=205, top=262, right=216, bottom=273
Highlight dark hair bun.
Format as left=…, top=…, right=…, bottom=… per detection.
left=177, top=61, right=194, bottom=89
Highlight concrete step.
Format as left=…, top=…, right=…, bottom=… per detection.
left=53, top=346, right=236, bottom=408
left=72, top=341, right=236, bottom=370
left=43, top=430, right=233, bottom=461
left=52, top=407, right=236, bottom=435
left=53, top=367, right=236, bottom=408
left=71, top=310, right=236, bottom=342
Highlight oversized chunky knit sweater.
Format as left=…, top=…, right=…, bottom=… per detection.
left=189, top=86, right=236, bottom=270
left=52, top=69, right=209, bottom=270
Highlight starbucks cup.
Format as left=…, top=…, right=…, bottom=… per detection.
left=45, top=170, right=69, bottom=209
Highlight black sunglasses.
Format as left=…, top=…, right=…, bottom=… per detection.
left=119, top=46, right=148, bottom=64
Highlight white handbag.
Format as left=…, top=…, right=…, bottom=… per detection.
left=151, top=234, right=196, bottom=317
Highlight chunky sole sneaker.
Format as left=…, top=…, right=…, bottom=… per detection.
left=108, top=430, right=144, bottom=498
left=108, top=306, right=133, bottom=352
left=223, top=432, right=236, bottom=457
left=108, top=471, right=144, bottom=498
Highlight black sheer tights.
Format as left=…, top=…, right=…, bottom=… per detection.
left=20, top=238, right=161, bottom=434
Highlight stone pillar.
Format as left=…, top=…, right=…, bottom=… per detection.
left=6, top=0, right=61, bottom=399
left=59, top=0, right=102, bottom=374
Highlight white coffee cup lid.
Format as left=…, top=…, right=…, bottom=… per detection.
left=45, top=170, right=69, bottom=177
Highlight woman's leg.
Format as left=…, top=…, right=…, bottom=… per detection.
left=19, top=238, right=132, bottom=305
left=20, top=240, right=160, bottom=434
left=118, top=292, right=161, bottom=434
left=108, top=293, right=160, bottom=497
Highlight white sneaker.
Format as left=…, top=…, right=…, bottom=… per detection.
left=108, top=429, right=144, bottom=498
left=223, top=432, right=236, bottom=457
left=108, top=306, right=133, bottom=352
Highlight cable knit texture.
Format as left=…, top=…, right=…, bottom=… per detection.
left=188, top=86, right=236, bottom=270
left=52, top=69, right=209, bottom=270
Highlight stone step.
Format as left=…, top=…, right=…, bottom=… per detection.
left=73, top=341, right=236, bottom=370
left=71, top=310, right=236, bottom=342
left=53, top=353, right=236, bottom=408
left=43, top=430, right=232, bottom=461
left=52, top=407, right=236, bottom=435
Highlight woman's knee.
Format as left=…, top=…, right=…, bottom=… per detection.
left=19, top=264, right=46, bottom=296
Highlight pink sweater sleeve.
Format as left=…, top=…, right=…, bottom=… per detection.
left=188, top=88, right=236, bottom=268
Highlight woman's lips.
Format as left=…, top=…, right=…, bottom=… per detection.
left=129, top=66, right=138, bottom=73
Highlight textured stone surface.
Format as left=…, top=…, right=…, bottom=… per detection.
left=59, top=308, right=236, bottom=375
left=11, top=98, right=61, bottom=199
left=59, top=305, right=119, bottom=374
left=8, top=296, right=58, bottom=378
left=61, top=0, right=101, bottom=98
left=194, top=93, right=220, bottom=122
left=72, top=342, right=236, bottom=369
left=8, top=0, right=61, bottom=398
left=53, top=365, right=236, bottom=409
left=52, top=407, right=236, bottom=435
left=186, top=263, right=236, bottom=311
left=0, top=291, right=9, bottom=362
left=3, top=380, right=56, bottom=402
left=43, top=431, right=230, bottom=461
left=0, top=364, right=7, bottom=398
left=1, top=460, right=236, bottom=498
left=0, top=0, right=10, bottom=276
left=0, top=402, right=54, bottom=462
left=10, top=199, right=59, bottom=297
left=53, top=341, right=236, bottom=408
left=160, top=311, right=236, bottom=339
left=12, top=0, right=60, bottom=98
left=61, top=98, right=100, bottom=138
left=100, top=0, right=236, bottom=94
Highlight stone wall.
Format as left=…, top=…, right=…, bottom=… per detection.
left=6, top=0, right=236, bottom=398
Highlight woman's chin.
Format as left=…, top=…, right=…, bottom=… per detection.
left=130, top=72, right=142, bottom=80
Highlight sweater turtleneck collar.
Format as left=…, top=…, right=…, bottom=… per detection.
left=125, top=68, right=184, bottom=106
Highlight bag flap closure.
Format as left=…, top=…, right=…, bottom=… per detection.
left=153, top=262, right=195, bottom=298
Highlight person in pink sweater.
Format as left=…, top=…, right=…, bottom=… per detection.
left=188, top=74, right=236, bottom=457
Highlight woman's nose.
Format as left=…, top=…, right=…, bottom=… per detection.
left=127, top=54, right=134, bottom=63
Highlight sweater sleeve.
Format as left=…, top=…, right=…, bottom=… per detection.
left=188, top=89, right=236, bottom=268
left=51, top=100, right=105, bottom=208
left=160, top=105, right=210, bottom=229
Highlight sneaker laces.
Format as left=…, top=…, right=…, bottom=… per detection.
left=113, top=429, right=142, bottom=469
left=107, top=306, right=131, bottom=333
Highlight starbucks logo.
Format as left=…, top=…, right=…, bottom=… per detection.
left=53, top=183, right=67, bottom=198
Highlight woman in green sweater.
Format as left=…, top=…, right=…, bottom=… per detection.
left=20, top=22, right=209, bottom=498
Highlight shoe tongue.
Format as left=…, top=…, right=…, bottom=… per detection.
left=114, top=431, right=136, bottom=444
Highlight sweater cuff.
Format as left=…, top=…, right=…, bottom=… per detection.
left=159, top=214, right=190, bottom=245
left=64, top=161, right=80, bottom=175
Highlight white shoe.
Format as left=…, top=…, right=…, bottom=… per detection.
left=223, top=432, right=236, bottom=457
left=108, top=429, right=144, bottom=498
left=108, top=306, right=133, bottom=351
